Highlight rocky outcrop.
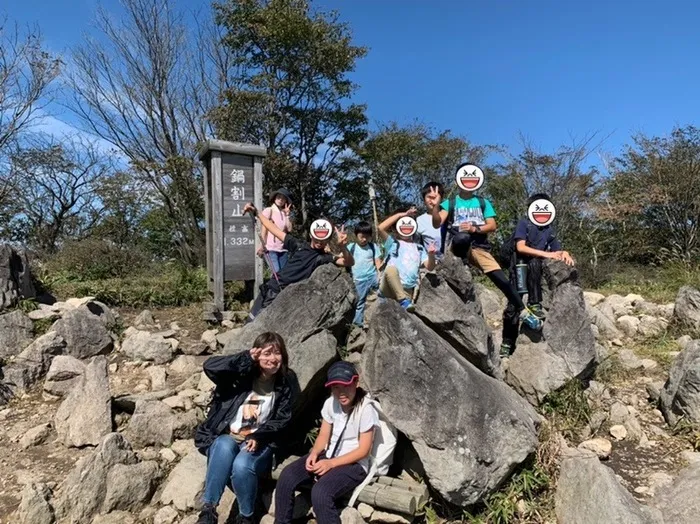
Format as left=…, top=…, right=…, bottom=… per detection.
left=121, top=329, right=175, bottom=364
left=1, top=331, right=65, bottom=395
left=52, top=308, right=113, bottom=359
left=362, top=300, right=539, bottom=506
left=0, top=245, right=35, bottom=313
left=674, top=286, right=700, bottom=332
left=651, top=462, right=700, bottom=524
left=54, top=356, right=112, bottom=447
left=555, top=449, right=663, bottom=524
left=506, top=260, right=597, bottom=405
left=0, top=310, right=34, bottom=359
left=414, top=253, right=500, bottom=378
left=224, top=264, right=355, bottom=354
left=659, top=340, right=700, bottom=425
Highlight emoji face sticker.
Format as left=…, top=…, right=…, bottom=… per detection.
left=528, top=198, right=556, bottom=226
left=455, top=164, right=485, bottom=191
left=310, top=219, right=333, bottom=240
left=396, top=217, right=417, bottom=237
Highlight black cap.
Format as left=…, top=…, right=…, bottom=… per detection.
left=271, top=188, right=293, bottom=205
left=325, top=361, right=359, bottom=387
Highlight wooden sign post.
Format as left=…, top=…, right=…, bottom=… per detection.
left=199, top=140, right=266, bottom=312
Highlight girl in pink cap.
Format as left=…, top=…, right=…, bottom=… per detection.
left=274, top=361, right=378, bottom=524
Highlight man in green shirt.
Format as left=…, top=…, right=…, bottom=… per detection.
left=430, top=164, right=543, bottom=354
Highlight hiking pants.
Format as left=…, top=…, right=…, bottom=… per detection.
left=379, top=266, right=413, bottom=302
left=501, top=257, right=543, bottom=344
left=247, top=280, right=282, bottom=323
left=524, top=256, right=544, bottom=305
left=274, top=453, right=365, bottom=524
left=353, top=274, right=379, bottom=326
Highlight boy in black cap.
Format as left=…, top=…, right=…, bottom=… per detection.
left=243, top=203, right=354, bottom=322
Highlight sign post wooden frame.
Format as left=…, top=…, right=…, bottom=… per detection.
left=199, top=140, right=266, bottom=312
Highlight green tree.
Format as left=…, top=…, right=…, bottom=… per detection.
left=211, top=0, right=368, bottom=228
left=606, top=125, right=700, bottom=265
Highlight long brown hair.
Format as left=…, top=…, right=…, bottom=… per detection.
left=252, top=331, right=289, bottom=377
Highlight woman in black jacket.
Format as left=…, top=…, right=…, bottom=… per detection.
left=195, top=332, right=298, bottom=524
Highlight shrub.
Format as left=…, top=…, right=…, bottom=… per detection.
left=44, top=238, right=154, bottom=281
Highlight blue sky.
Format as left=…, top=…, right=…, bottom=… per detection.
left=6, top=0, right=700, bottom=172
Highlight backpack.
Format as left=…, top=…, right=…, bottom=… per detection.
left=498, top=221, right=546, bottom=268
left=347, top=395, right=398, bottom=508
left=441, top=194, right=487, bottom=254
left=381, top=239, right=425, bottom=270
left=346, top=243, right=378, bottom=275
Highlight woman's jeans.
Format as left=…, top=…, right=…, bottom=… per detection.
left=266, top=251, right=288, bottom=274
left=203, top=434, right=273, bottom=517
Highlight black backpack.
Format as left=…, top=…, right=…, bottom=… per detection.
left=440, top=194, right=487, bottom=254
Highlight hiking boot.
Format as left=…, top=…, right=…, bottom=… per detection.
left=529, top=303, right=546, bottom=320
left=500, top=341, right=514, bottom=357
left=196, top=504, right=219, bottom=524
left=521, top=311, right=543, bottom=331
left=399, top=298, right=415, bottom=312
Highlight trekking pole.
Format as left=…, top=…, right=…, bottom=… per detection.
left=251, top=214, right=280, bottom=285
left=368, top=177, right=382, bottom=256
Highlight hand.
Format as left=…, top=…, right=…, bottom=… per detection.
left=404, top=206, right=418, bottom=217
left=459, top=222, right=476, bottom=233
left=427, top=242, right=438, bottom=256
left=427, top=186, right=442, bottom=205
left=305, top=452, right=319, bottom=471
left=283, top=203, right=293, bottom=215
left=561, top=251, right=575, bottom=266
left=245, top=438, right=258, bottom=452
left=256, top=246, right=266, bottom=257
left=243, top=203, right=258, bottom=216
left=250, top=347, right=263, bottom=361
left=336, top=225, right=348, bottom=247
left=311, top=459, right=336, bottom=476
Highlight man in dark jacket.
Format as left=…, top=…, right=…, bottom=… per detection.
left=195, top=332, right=300, bottom=524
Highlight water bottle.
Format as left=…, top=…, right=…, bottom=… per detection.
left=515, top=259, right=528, bottom=295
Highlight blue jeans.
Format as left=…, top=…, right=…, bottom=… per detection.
left=266, top=251, right=288, bottom=274
left=353, top=275, right=378, bottom=326
left=203, top=434, right=273, bottom=517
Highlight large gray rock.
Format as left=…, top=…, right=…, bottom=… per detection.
left=651, top=462, right=700, bottom=523
left=475, top=282, right=504, bottom=322
left=16, top=482, right=55, bottom=524
left=83, top=301, right=118, bottom=329
left=44, top=355, right=86, bottom=396
left=102, top=461, right=161, bottom=513
left=555, top=448, right=663, bottom=524
left=0, top=245, right=35, bottom=312
left=124, top=400, right=198, bottom=448
left=224, top=264, right=355, bottom=355
left=660, top=340, right=700, bottom=425
left=674, top=286, right=700, bottom=332
left=361, top=300, right=539, bottom=506
left=506, top=261, right=597, bottom=405
left=54, top=355, right=112, bottom=447
left=52, top=307, right=113, bottom=359
left=55, top=433, right=138, bottom=524
left=121, top=329, right=174, bottom=364
left=415, top=254, right=500, bottom=378
left=0, top=310, right=34, bottom=359
left=159, top=450, right=207, bottom=511
left=2, top=331, right=65, bottom=394
left=588, top=306, right=623, bottom=341
left=287, top=330, right=338, bottom=413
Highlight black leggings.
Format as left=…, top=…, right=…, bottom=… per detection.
left=500, top=257, right=544, bottom=344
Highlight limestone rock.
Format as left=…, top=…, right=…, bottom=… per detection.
left=124, top=400, right=198, bottom=448
left=44, top=354, right=85, bottom=396
left=577, top=437, right=612, bottom=460
left=16, top=481, right=55, bottom=524
left=52, top=307, right=113, bottom=359
left=121, top=329, right=174, bottom=364
left=159, top=450, right=207, bottom=511
left=362, top=300, right=539, bottom=506
left=54, top=355, right=112, bottom=447
left=660, top=340, right=700, bottom=425
left=673, top=286, right=700, bottom=332
left=0, top=310, right=33, bottom=359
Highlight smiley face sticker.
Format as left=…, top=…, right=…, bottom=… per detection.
left=396, top=217, right=417, bottom=237
left=310, top=219, right=333, bottom=240
left=528, top=198, right=556, bottom=226
left=455, top=163, right=485, bottom=191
